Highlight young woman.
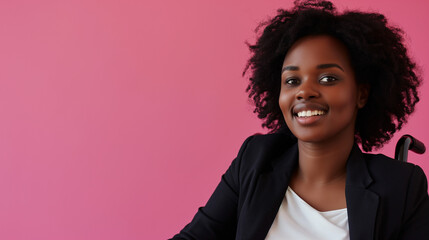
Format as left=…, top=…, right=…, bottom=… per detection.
left=171, top=1, right=429, bottom=239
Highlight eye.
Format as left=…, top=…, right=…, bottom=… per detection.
left=319, top=75, right=338, bottom=84
left=284, top=77, right=300, bottom=86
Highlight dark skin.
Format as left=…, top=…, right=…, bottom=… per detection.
left=279, top=35, right=368, bottom=211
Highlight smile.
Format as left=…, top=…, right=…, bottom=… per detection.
left=296, top=110, right=326, bottom=118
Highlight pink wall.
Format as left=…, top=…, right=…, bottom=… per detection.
left=0, top=0, right=428, bottom=239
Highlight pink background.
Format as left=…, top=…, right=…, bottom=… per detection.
left=0, top=0, right=428, bottom=239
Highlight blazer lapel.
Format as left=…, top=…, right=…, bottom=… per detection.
left=237, top=143, right=298, bottom=240
left=346, top=144, right=379, bottom=240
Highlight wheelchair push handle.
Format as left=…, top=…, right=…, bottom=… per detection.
left=395, top=135, right=426, bottom=162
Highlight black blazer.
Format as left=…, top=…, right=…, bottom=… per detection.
left=172, top=133, right=429, bottom=239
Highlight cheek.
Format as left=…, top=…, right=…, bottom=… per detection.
left=329, top=88, right=359, bottom=115
left=278, top=92, right=291, bottom=116
left=279, top=91, right=296, bottom=129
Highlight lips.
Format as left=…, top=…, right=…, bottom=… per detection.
left=292, top=102, right=328, bottom=116
left=292, top=102, right=328, bottom=125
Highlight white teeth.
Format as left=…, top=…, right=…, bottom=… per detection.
left=297, top=110, right=325, bottom=117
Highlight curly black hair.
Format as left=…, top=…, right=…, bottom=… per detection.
left=243, top=0, right=421, bottom=152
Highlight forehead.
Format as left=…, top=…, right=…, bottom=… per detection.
left=283, top=35, right=351, bottom=68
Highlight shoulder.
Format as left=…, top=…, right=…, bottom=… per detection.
left=362, top=152, right=428, bottom=204
left=237, top=133, right=296, bottom=161
left=364, top=154, right=429, bottom=237
left=239, top=133, right=296, bottom=154
left=235, top=133, right=297, bottom=174
left=363, top=153, right=421, bottom=183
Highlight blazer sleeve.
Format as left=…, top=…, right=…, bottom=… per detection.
left=398, top=165, right=429, bottom=239
left=170, top=136, right=254, bottom=240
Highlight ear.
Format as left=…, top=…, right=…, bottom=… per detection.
left=357, top=84, right=370, bottom=109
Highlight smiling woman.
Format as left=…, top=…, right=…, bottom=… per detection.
left=280, top=35, right=367, bottom=146
left=171, top=0, right=429, bottom=239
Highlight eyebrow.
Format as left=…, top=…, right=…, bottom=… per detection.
left=282, top=63, right=344, bottom=73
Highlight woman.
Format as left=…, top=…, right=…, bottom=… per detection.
left=171, top=0, right=429, bottom=239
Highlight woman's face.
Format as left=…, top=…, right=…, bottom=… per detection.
left=279, top=35, right=367, bottom=144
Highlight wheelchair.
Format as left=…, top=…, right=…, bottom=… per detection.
left=395, top=135, right=426, bottom=162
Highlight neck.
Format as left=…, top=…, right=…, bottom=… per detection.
left=295, top=136, right=354, bottom=184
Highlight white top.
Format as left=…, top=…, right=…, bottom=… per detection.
left=265, top=187, right=350, bottom=240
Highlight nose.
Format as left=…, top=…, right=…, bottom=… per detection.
left=295, top=79, right=320, bottom=100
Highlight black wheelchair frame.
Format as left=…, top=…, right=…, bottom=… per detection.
left=395, top=135, right=426, bottom=162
